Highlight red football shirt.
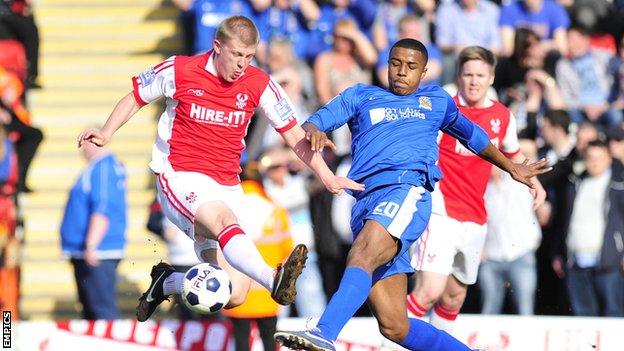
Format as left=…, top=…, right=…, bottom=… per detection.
left=432, top=95, right=520, bottom=224
left=132, top=52, right=297, bottom=185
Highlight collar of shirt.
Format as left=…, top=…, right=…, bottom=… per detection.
left=456, top=93, right=494, bottom=108
left=205, top=51, right=218, bottom=76
left=205, top=50, right=246, bottom=79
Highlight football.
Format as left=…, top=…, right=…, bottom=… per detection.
left=181, top=263, right=232, bottom=314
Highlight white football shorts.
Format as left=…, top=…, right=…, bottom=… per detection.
left=411, top=212, right=487, bottom=285
left=155, top=171, right=245, bottom=243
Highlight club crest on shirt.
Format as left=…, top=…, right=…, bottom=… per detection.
left=236, top=93, right=249, bottom=109
left=139, top=68, right=156, bottom=87
left=418, top=96, right=432, bottom=111
left=490, top=118, right=501, bottom=133
left=185, top=192, right=197, bottom=204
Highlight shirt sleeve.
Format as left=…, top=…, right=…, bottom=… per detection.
left=498, top=4, right=515, bottom=28
left=501, top=112, right=521, bottom=157
left=131, top=56, right=176, bottom=106
left=440, top=94, right=489, bottom=154
left=306, top=85, right=359, bottom=132
left=258, top=76, right=298, bottom=133
left=550, top=3, right=570, bottom=31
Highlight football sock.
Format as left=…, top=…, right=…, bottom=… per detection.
left=317, top=267, right=372, bottom=341
left=407, top=293, right=428, bottom=317
left=163, top=272, right=184, bottom=296
left=217, top=224, right=274, bottom=291
left=399, top=318, right=470, bottom=351
left=430, top=303, right=459, bottom=333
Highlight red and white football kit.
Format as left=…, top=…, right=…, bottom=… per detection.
left=411, top=95, right=520, bottom=284
left=132, top=52, right=297, bottom=240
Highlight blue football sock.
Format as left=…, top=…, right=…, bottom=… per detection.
left=399, top=318, right=471, bottom=351
left=316, top=267, right=372, bottom=341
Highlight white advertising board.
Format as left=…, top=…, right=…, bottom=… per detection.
left=8, top=315, right=624, bottom=351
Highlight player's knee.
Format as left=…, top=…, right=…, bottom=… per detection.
left=347, top=237, right=395, bottom=270
left=413, top=285, right=443, bottom=307
left=225, top=292, right=245, bottom=308
left=378, top=321, right=409, bottom=343
left=440, top=289, right=467, bottom=310
left=225, top=280, right=250, bottom=308
left=195, top=201, right=237, bottom=236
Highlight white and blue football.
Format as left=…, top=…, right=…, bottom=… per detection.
left=181, top=263, right=232, bottom=314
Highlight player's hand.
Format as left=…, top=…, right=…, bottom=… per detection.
left=78, top=128, right=110, bottom=147
left=529, top=177, right=547, bottom=210
left=306, top=129, right=336, bottom=153
left=323, top=175, right=364, bottom=195
left=510, top=158, right=551, bottom=188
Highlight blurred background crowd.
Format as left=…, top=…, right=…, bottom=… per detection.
left=1, top=0, right=624, bottom=341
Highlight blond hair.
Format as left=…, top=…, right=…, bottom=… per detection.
left=457, top=46, right=497, bottom=73
left=215, top=15, right=259, bottom=46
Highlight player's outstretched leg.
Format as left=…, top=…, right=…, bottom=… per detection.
left=274, top=328, right=335, bottom=351
left=136, top=262, right=175, bottom=322
left=271, top=244, right=308, bottom=305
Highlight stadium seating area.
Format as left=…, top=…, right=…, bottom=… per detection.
left=19, top=0, right=177, bottom=319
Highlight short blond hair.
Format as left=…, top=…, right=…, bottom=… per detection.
left=215, top=15, right=259, bottom=46
left=457, top=46, right=496, bottom=73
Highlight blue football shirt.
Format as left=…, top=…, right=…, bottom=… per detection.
left=307, top=84, right=490, bottom=198
left=60, top=153, right=127, bottom=257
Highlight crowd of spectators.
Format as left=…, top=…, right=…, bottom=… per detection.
left=166, top=0, right=624, bottom=322
left=0, top=0, right=41, bottom=319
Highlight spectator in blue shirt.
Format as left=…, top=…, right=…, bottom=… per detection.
left=256, top=0, right=320, bottom=62
left=307, top=0, right=377, bottom=60
left=372, top=0, right=415, bottom=51
left=172, top=0, right=264, bottom=54
left=60, top=141, right=127, bottom=320
left=376, top=15, right=442, bottom=88
left=499, top=0, right=570, bottom=57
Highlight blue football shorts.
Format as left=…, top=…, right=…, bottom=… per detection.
left=350, top=183, right=431, bottom=282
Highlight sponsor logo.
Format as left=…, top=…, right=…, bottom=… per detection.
left=490, top=118, right=501, bottom=133
left=235, top=93, right=249, bottom=109
left=189, top=102, right=247, bottom=127
left=275, top=98, right=294, bottom=121
left=418, top=96, right=432, bottom=110
left=145, top=273, right=167, bottom=302
left=188, top=88, right=204, bottom=97
left=192, top=268, right=209, bottom=291
left=139, top=68, right=156, bottom=87
left=369, top=107, right=426, bottom=125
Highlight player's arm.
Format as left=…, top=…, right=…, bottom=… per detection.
left=443, top=114, right=551, bottom=187
left=300, top=85, right=361, bottom=151
left=261, top=80, right=362, bottom=194
left=79, top=57, right=175, bottom=147
left=78, top=93, right=141, bottom=147
left=281, top=125, right=363, bottom=194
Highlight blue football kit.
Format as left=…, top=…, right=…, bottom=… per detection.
left=307, top=83, right=490, bottom=282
